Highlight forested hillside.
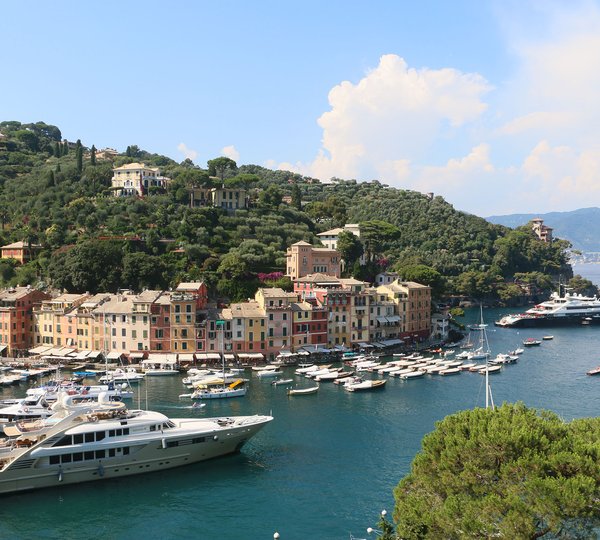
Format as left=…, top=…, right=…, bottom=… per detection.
left=487, top=207, right=600, bottom=253
left=0, top=121, right=585, bottom=303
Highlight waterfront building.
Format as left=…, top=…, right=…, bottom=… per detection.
left=291, top=300, right=328, bottom=351
left=76, top=293, right=111, bottom=351
left=150, top=293, right=171, bottom=352
left=34, top=293, right=90, bottom=348
left=111, top=162, right=171, bottom=196
left=256, top=288, right=296, bottom=357
left=0, top=287, right=50, bottom=356
left=91, top=292, right=135, bottom=354
left=376, top=280, right=431, bottom=343
left=285, top=241, right=341, bottom=280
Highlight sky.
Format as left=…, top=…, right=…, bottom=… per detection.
left=3, top=0, right=600, bottom=217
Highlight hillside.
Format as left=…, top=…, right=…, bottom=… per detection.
left=0, top=121, right=578, bottom=302
left=487, top=207, right=600, bottom=253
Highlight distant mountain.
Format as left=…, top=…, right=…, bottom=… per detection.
left=486, top=207, right=600, bottom=252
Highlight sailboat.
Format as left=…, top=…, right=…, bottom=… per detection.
left=474, top=305, right=495, bottom=409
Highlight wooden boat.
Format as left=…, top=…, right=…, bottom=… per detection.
left=586, top=366, right=600, bottom=376
left=478, top=365, right=502, bottom=374
left=287, top=385, right=319, bottom=396
left=344, top=379, right=386, bottom=392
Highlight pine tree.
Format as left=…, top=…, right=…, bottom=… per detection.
left=90, top=145, right=96, bottom=166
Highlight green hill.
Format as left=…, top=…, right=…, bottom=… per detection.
left=0, top=121, right=578, bottom=302
left=487, top=208, right=600, bottom=253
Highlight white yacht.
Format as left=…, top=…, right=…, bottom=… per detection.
left=495, top=289, right=600, bottom=328
left=0, top=393, right=272, bottom=495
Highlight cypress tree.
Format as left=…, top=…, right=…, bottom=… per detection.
left=76, top=147, right=83, bottom=173
left=46, top=170, right=55, bottom=188
left=63, top=141, right=69, bottom=155
left=126, top=145, right=132, bottom=157
left=90, top=145, right=96, bottom=166
left=53, top=141, right=60, bottom=157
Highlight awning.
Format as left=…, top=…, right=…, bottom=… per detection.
left=196, top=353, right=221, bottom=361
left=129, top=352, right=145, bottom=359
left=106, top=351, right=122, bottom=360
left=28, top=345, right=52, bottom=355
left=237, top=353, right=264, bottom=360
left=376, top=317, right=389, bottom=324
left=178, top=353, right=195, bottom=361
left=386, top=316, right=401, bottom=323
left=0, top=345, right=7, bottom=353
left=356, top=342, right=374, bottom=348
left=224, top=353, right=236, bottom=361
left=379, top=338, right=404, bottom=347
left=87, top=350, right=103, bottom=359
left=75, top=350, right=91, bottom=360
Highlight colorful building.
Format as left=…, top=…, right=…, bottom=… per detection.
left=285, top=241, right=341, bottom=280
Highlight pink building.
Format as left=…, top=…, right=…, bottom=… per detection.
left=285, top=241, right=341, bottom=280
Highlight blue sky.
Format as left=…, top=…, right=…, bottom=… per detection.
left=3, top=1, right=600, bottom=216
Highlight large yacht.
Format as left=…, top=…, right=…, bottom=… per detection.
left=495, top=289, right=600, bottom=328
left=0, top=393, right=272, bottom=495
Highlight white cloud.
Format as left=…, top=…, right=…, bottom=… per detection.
left=270, top=4, right=600, bottom=215
left=221, top=145, right=240, bottom=162
left=177, top=142, right=198, bottom=161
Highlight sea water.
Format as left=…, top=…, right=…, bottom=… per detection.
left=0, top=307, right=598, bottom=540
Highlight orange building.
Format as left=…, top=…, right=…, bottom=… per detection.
left=0, top=286, right=51, bottom=356
left=1, top=241, right=42, bottom=264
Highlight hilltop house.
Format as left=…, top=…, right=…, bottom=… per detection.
left=111, top=163, right=171, bottom=196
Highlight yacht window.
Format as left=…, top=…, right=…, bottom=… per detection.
left=62, top=454, right=72, bottom=463
left=95, top=450, right=105, bottom=459
left=73, top=452, right=83, bottom=462
left=123, top=428, right=130, bottom=435
left=96, top=432, right=105, bottom=441
left=109, top=430, right=116, bottom=437
left=150, top=425, right=156, bottom=432
left=84, top=451, right=94, bottom=460
left=123, top=447, right=130, bottom=455
left=55, top=435, right=72, bottom=447
left=85, top=433, right=94, bottom=443
left=109, top=449, right=116, bottom=457
left=49, top=455, right=60, bottom=465
left=73, top=434, right=84, bottom=444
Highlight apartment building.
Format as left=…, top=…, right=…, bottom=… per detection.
left=0, top=286, right=50, bottom=356
left=285, top=241, right=341, bottom=280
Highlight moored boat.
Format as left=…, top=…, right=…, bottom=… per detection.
left=586, top=366, right=600, bottom=376
left=344, top=379, right=386, bottom=392
left=287, top=385, right=319, bottom=396
left=0, top=394, right=272, bottom=495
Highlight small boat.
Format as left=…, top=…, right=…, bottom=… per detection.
left=542, top=335, right=554, bottom=340
left=287, top=385, right=319, bottom=396
left=508, top=348, right=525, bottom=355
left=256, top=369, right=283, bottom=378
left=440, top=367, right=461, bottom=376
left=586, top=366, right=600, bottom=376
left=479, top=365, right=502, bottom=374
left=344, top=379, right=386, bottom=392
left=522, top=338, right=541, bottom=347
left=271, top=378, right=294, bottom=386
left=400, top=370, right=425, bottom=379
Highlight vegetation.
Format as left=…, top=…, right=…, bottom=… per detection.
left=0, top=121, right=579, bottom=303
left=382, top=403, right=600, bottom=539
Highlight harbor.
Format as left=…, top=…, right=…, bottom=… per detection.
left=0, top=307, right=598, bottom=539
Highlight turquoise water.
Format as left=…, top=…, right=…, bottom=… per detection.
left=0, top=307, right=598, bottom=539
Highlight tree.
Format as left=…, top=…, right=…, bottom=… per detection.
left=207, top=157, right=237, bottom=182
left=90, top=145, right=96, bottom=166
left=391, top=403, right=600, bottom=539
left=568, top=275, right=599, bottom=296
left=397, top=264, right=445, bottom=298
left=337, top=230, right=363, bottom=270
left=76, top=146, right=83, bottom=173
left=291, top=183, right=302, bottom=210
left=258, top=184, right=283, bottom=209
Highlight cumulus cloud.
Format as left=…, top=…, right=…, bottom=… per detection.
left=177, top=142, right=198, bottom=161
left=270, top=4, right=600, bottom=214
left=221, top=145, right=240, bottom=162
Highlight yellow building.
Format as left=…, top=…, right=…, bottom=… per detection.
left=33, top=293, right=90, bottom=347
